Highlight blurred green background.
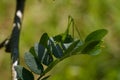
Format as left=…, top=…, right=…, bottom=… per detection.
left=0, top=0, right=120, bottom=80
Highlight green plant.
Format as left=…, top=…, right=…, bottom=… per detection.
left=14, top=16, right=108, bottom=80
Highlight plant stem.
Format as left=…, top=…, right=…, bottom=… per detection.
left=10, top=0, right=25, bottom=80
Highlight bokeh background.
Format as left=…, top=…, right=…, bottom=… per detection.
left=0, top=0, right=120, bottom=80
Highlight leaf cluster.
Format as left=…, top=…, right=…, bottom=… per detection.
left=15, top=16, right=108, bottom=80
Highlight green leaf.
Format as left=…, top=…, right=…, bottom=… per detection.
left=39, top=33, right=49, bottom=47
left=85, top=29, right=108, bottom=42
left=50, top=39, right=63, bottom=58
left=70, top=41, right=84, bottom=54
left=82, top=29, right=108, bottom=55
left=42, top=51, right=53, bottom=66
left=61, top=43, right=67, bottom=51
left=82, top=41, right=102, bottom=55
left=38, top=44, right=46, bottom=61
left=53, top=34, right=73, bottom=43
left=37, top=43, right=53, bottom=66
left=24, top=52, right=44, bottom=75
left=53, top=34, right=62, bottom=42
left=29, top=47, right=37, bottom=58
left=64, top=40, right=80, bottom=55
left=15, top=65, right=34, bottom=80
left=87, top=46, right=102, bottom=55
